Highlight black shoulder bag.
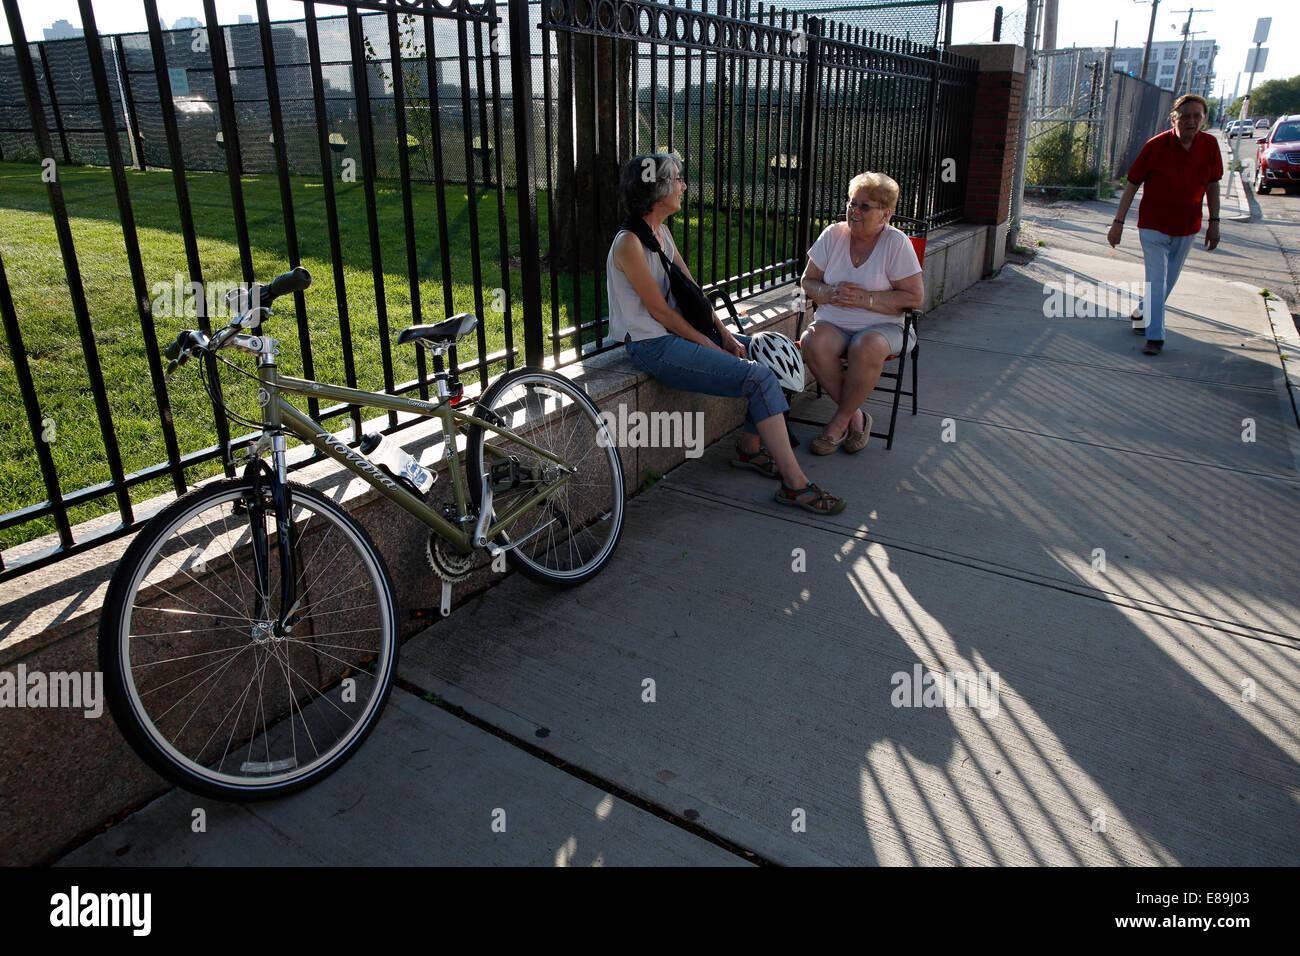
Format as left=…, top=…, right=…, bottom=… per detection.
left=621, top=217, right=716, bottom=337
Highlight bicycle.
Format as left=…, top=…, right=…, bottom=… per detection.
left=99, top=267, right=625, bottom=800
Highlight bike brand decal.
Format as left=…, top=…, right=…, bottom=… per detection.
left=315, top=432, right=399, bottom=489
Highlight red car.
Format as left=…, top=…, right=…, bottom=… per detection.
left=1254, top=115, right=1300, bottom=195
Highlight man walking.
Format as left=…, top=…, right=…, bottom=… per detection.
left=1107, top=93, right=1221, bottom=355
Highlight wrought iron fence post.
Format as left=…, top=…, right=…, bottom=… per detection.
left=111, top=35, right=146, bottom=169
left=795, top=16, right=821, bottom=268
left=915, top=46, right=940, bottom=229
left=36, top=41, right=72, bottom=163
left=508, top=0, right=544, bottom=368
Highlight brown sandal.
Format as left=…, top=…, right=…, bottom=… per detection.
left=774, top=480, right=846, bottom=515
left=731, top=444, right=780, bottom=479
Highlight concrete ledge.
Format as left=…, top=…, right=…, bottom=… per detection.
left=0, top=218, right=992, bottom=865
left=949, top=42, right=1025, bottom=75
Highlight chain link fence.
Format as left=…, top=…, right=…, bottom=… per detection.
left=1026, top=46, right=1109, bottom=195
left=780, top=0, right=942, bottom=45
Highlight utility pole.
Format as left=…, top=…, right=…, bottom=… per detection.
left=1008, top=0, right=1041, bottom=250
left=1177, top=30, right=1207, bottom=96
left=1139, top=0, right=1161, bottom=83
left=1168, top=9, right=1209, bottom=99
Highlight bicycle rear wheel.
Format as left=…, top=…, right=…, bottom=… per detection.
left=467, top=368, right=624, bottom=586
left=99, top=479, right=398, bottom=800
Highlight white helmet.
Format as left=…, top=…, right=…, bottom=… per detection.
left=748, top=331, right=804, bottom=392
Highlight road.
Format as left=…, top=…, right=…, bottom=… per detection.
left=1220, top=134, right=1300, bottom=328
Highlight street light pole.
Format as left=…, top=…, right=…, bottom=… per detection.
left=1230, top=19, right=1269, bottom=201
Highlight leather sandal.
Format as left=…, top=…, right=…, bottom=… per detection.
left=774, top=480, right=846, bottom=515
left=731, top=444, right=780, bottom=478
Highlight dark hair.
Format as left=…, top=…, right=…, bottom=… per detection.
left=619, top=153, right=683, bottom=218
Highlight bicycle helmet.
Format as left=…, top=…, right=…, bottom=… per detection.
left=747, top=331, right=804, bottom=392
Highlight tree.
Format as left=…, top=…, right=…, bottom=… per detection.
left=1229, top=74, right=1300, bottom=119
left=363, top=14, right=437, bottom=183
left=552, top=33, right=632, bottom=272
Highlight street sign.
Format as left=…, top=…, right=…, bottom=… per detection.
left=1253, top=18, right=1271, bottom=45
left=1245, top=48, right=1268, bottom=74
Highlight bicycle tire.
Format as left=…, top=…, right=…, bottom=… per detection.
left=467, top=368, right=625, bottom=587
left=99, top=479, right=398, bottom=800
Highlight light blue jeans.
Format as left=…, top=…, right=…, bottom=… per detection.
left=624, top=330, right=787, bottom=435
left=1137, top=228, right=1195, bottom=342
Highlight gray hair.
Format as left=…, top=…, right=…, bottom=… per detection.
left=620, top=153, right=683, bottom=218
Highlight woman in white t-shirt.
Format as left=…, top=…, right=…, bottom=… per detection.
left=799, top=172, right=923, bottom=455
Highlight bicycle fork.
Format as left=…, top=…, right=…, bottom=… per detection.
left=242, top=452, right=298, bottom=637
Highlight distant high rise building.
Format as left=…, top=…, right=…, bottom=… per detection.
left=1111, top=38, right=1217, bottom=100
left=170, top=16, right=203, bottom=31
left=43, top=19, right=83, bottom=40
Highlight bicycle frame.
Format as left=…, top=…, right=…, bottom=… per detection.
left=244, top=336, right=573, bottom=556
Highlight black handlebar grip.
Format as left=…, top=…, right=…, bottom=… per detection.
left=260, top=266, right=311, bottom=304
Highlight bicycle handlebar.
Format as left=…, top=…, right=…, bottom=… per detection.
left=162, top=267, right=311, bottom=378
left=256, top=266, right=311, bottom=306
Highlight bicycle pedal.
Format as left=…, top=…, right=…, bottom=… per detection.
left=487, top=457, right=522, bottom=492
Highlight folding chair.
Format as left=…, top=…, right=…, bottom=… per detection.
left=707, top=286, right=800, bottom=448
left=793, top=232, right=926, bottom=450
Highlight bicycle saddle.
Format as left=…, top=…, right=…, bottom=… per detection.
left=397, top=313, right=478, bottom=345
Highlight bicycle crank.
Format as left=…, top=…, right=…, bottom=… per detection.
left=427, top=533, right=475, bottom=618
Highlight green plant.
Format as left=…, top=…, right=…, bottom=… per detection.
left=639, top=469, right=664, bottom=493
left=1026, top=121, right=1100, bottom=189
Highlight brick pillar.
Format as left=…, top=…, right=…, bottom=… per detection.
left=951, top=43, right=1025, bottom=275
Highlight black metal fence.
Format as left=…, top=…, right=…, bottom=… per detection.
left=0, top=0, right=977, bottom=579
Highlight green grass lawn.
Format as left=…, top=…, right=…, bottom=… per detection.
left=0, top=160, right=800, bottom=550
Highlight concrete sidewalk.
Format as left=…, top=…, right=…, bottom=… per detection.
left=62, top=200, right=1300, bottom=867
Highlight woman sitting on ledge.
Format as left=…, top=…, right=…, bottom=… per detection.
left=799, top=171, right=924, bottom=455
left=607, top=152, right=844, bottom=514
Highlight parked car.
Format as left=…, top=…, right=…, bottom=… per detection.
left=1227, top=120, right=1254, bottom=138
left=1254, top=115, right=1300, bottom=194
left=1255, top=118, right=1273, bottom=129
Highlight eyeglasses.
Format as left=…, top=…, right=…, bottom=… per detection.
left=673, top=175, right=687, bottom=185
left=846, top=200, right=886, bottom=214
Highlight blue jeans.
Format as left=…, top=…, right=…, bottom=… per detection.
left=1138, top=228, right=1195, bottom=342
left=624, top=330, right=788, bottom=435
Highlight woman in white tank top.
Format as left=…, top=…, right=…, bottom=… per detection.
left=606, top=153, right=845, bottom=515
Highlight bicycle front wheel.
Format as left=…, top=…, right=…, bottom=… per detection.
left=99, top=479, right=398, bottom=800
left=467, top=368, right=625, bottom=586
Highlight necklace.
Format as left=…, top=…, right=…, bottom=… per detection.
left=850, top=235, right=878, bottom=268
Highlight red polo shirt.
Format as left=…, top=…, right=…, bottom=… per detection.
left=1127, top=129, right=1222, bottom=236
